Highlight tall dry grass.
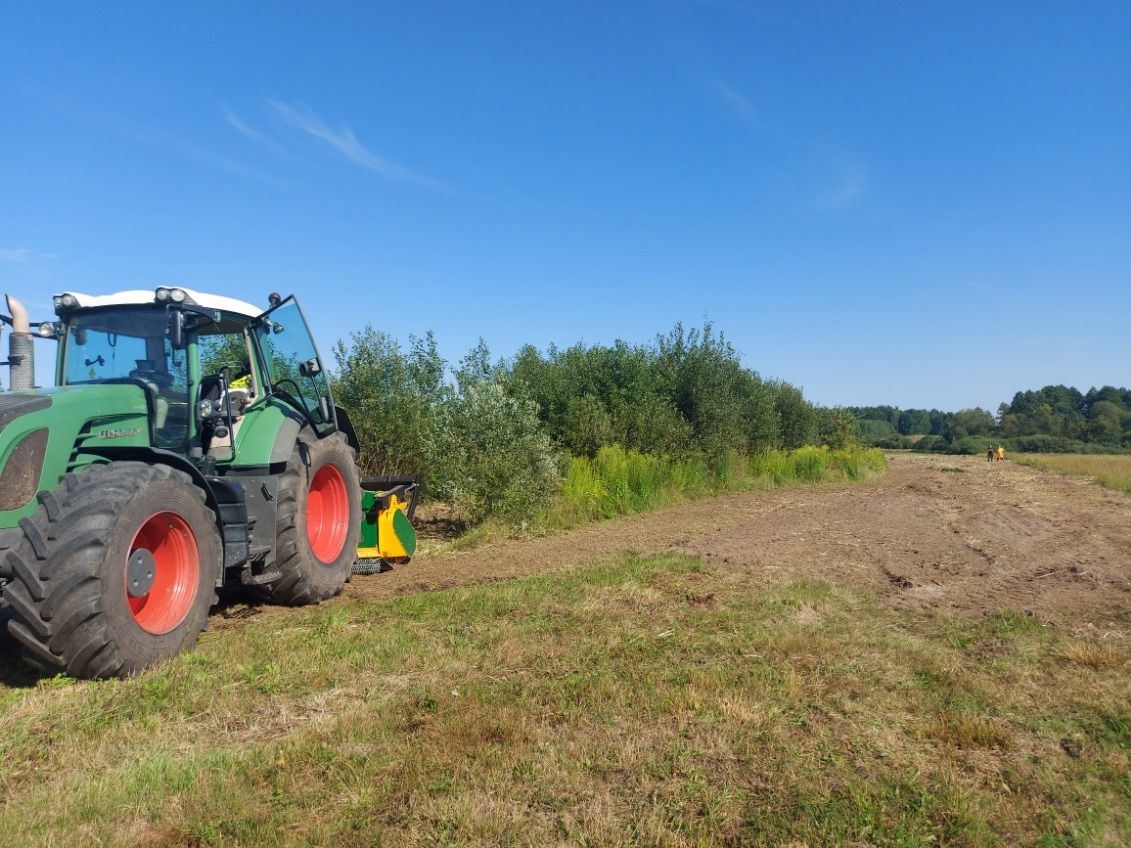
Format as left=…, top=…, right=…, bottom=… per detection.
left=1013, top=453, right=1131, bottom=494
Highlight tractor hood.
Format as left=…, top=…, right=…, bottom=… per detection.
left=0, top=384, right=151, bottom=524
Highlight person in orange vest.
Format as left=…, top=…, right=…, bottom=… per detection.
left=996, top=445, right=1005, bottom=462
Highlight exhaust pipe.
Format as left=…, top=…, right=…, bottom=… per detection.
left=5, top=294, right=34, bottom=391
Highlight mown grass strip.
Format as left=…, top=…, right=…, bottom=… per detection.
left=0, top=552, right=1125, bottom=847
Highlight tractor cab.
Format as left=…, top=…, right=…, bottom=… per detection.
left=47, top=287, right=339, bottom=462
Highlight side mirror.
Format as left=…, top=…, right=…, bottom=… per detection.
left=169, top=309, right=186, bottom=350
left=298, top=358, right=322, bottom=377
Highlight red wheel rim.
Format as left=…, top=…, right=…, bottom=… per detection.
left=126, top=512, right=200, bottom=635
left=307, top=463, right=350, bottom=564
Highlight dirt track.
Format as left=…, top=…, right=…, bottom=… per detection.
left=334, top=454, right=1130, bottom=639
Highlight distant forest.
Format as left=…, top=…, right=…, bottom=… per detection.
left=849, top=385, right=1131, bottom=454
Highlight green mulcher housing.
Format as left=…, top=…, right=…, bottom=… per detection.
left=0, top=287, right=418, bottom=679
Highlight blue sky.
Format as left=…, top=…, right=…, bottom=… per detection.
left=2, top=1, right=1128, bottom=410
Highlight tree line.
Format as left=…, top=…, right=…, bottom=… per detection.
left=330, top=323, right=856, bottom=522
left=849, top=384, right=1131, bottom=454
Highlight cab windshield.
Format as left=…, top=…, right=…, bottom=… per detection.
left=61, top=307, right=189, bottom=449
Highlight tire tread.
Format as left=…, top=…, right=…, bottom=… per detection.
left=2, top=462, right=220, bottom=679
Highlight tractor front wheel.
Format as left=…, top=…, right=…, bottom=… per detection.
left=2, top=462, right=221, bottom=679
left=254, top=431, right=360, bottom=605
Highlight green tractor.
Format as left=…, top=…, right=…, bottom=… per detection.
left=0, top=287, right=418, bottom=679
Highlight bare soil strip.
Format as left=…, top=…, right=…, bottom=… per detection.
left=324, top=454, right=1130, bottom=637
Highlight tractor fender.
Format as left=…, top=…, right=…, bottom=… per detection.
left=333, top=405, right=361, bottom=454
left=262, top=405, right=357, bottom=467
left=269, top=413, right=303, bottom=465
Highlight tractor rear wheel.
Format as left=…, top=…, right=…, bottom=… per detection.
left=254, top=431, right=360, bottom=605
left=1, top=462, right=221, bottom=679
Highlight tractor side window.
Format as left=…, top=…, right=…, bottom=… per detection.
left=254, top=298, right=334, bottom=435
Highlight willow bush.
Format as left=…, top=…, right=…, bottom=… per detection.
left=333, top=323, right=874, bottom=526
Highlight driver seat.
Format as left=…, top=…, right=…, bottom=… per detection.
left=200, top=370, right=253, bottom=457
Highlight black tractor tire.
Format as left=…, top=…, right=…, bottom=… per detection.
left=253, top=430, right=361, bottom=605
left=1, top=462, right=221, bottom=679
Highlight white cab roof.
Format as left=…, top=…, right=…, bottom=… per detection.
left=57, top=287, right=264, bottom=319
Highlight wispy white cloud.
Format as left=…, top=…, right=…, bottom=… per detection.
left=816, top=163, right=867, bottom=209
left=709, top=76, right=871, bottom=211
left=712, top=81, right=755, bottom=123
left=223, top=105, right=289, bottom=157
left=100, top=115, right=274, bottom=183
left=224, top=105, right=269, bottom=145
left=0, top=248, right=30, bottom=263
left=266, top=99, right=444, bottom=190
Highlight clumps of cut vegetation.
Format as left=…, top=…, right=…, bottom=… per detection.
left=1058, top=642, right=1128, bottom=670
left=939, top=465, right=966, bottom=473
left=0, top=553, right=1126, bottom=846
left=1013, top=453, right=1131, bottom=495
left=924, top=713, right=1014, bottom=750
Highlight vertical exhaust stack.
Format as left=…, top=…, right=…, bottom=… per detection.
left=5, top=294, right=34, bottom=391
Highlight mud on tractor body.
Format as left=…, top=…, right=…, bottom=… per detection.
left=0, top=287, right=418, bottom=678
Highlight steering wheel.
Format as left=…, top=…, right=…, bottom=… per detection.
left=129, top=368, right=174, bottom=394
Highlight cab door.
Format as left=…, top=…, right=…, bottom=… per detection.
left=253, top=297, right=337, bottom=436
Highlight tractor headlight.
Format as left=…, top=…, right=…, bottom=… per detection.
left=155, top=287, right=170, bottom=302
left=54, top=293, right=78, bottom=314
left=170, top=288, right=187, bottom=303
left=37, top=322, right=60, bottom=339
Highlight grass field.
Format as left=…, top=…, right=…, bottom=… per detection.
left=1013, top=454, right=1131, bottom=495
left=0, top=552, right=1126, bottom=847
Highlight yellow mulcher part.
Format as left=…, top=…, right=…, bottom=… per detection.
left=355, top=476, right=421, bottom=575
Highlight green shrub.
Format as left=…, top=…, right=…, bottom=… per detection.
left=436, top=382, right=561, bottom=524
left=817, top=408, right=860, bottom=450
left=952, top=436, right=995, bottom=455
left=505, top=323, right=815, bottom=460
left=867, top=434, right=912, bottom=449
left=332, top=327, right=448, bottom=476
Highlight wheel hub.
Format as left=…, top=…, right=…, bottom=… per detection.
left=306, top=463, right=350, bottom=564
left=126, top=548, right=157, bottom=597
left=126, top=511, right=201, bottom=635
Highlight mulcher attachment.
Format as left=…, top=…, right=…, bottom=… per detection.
left=354, top=476, right=421, bottom=575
